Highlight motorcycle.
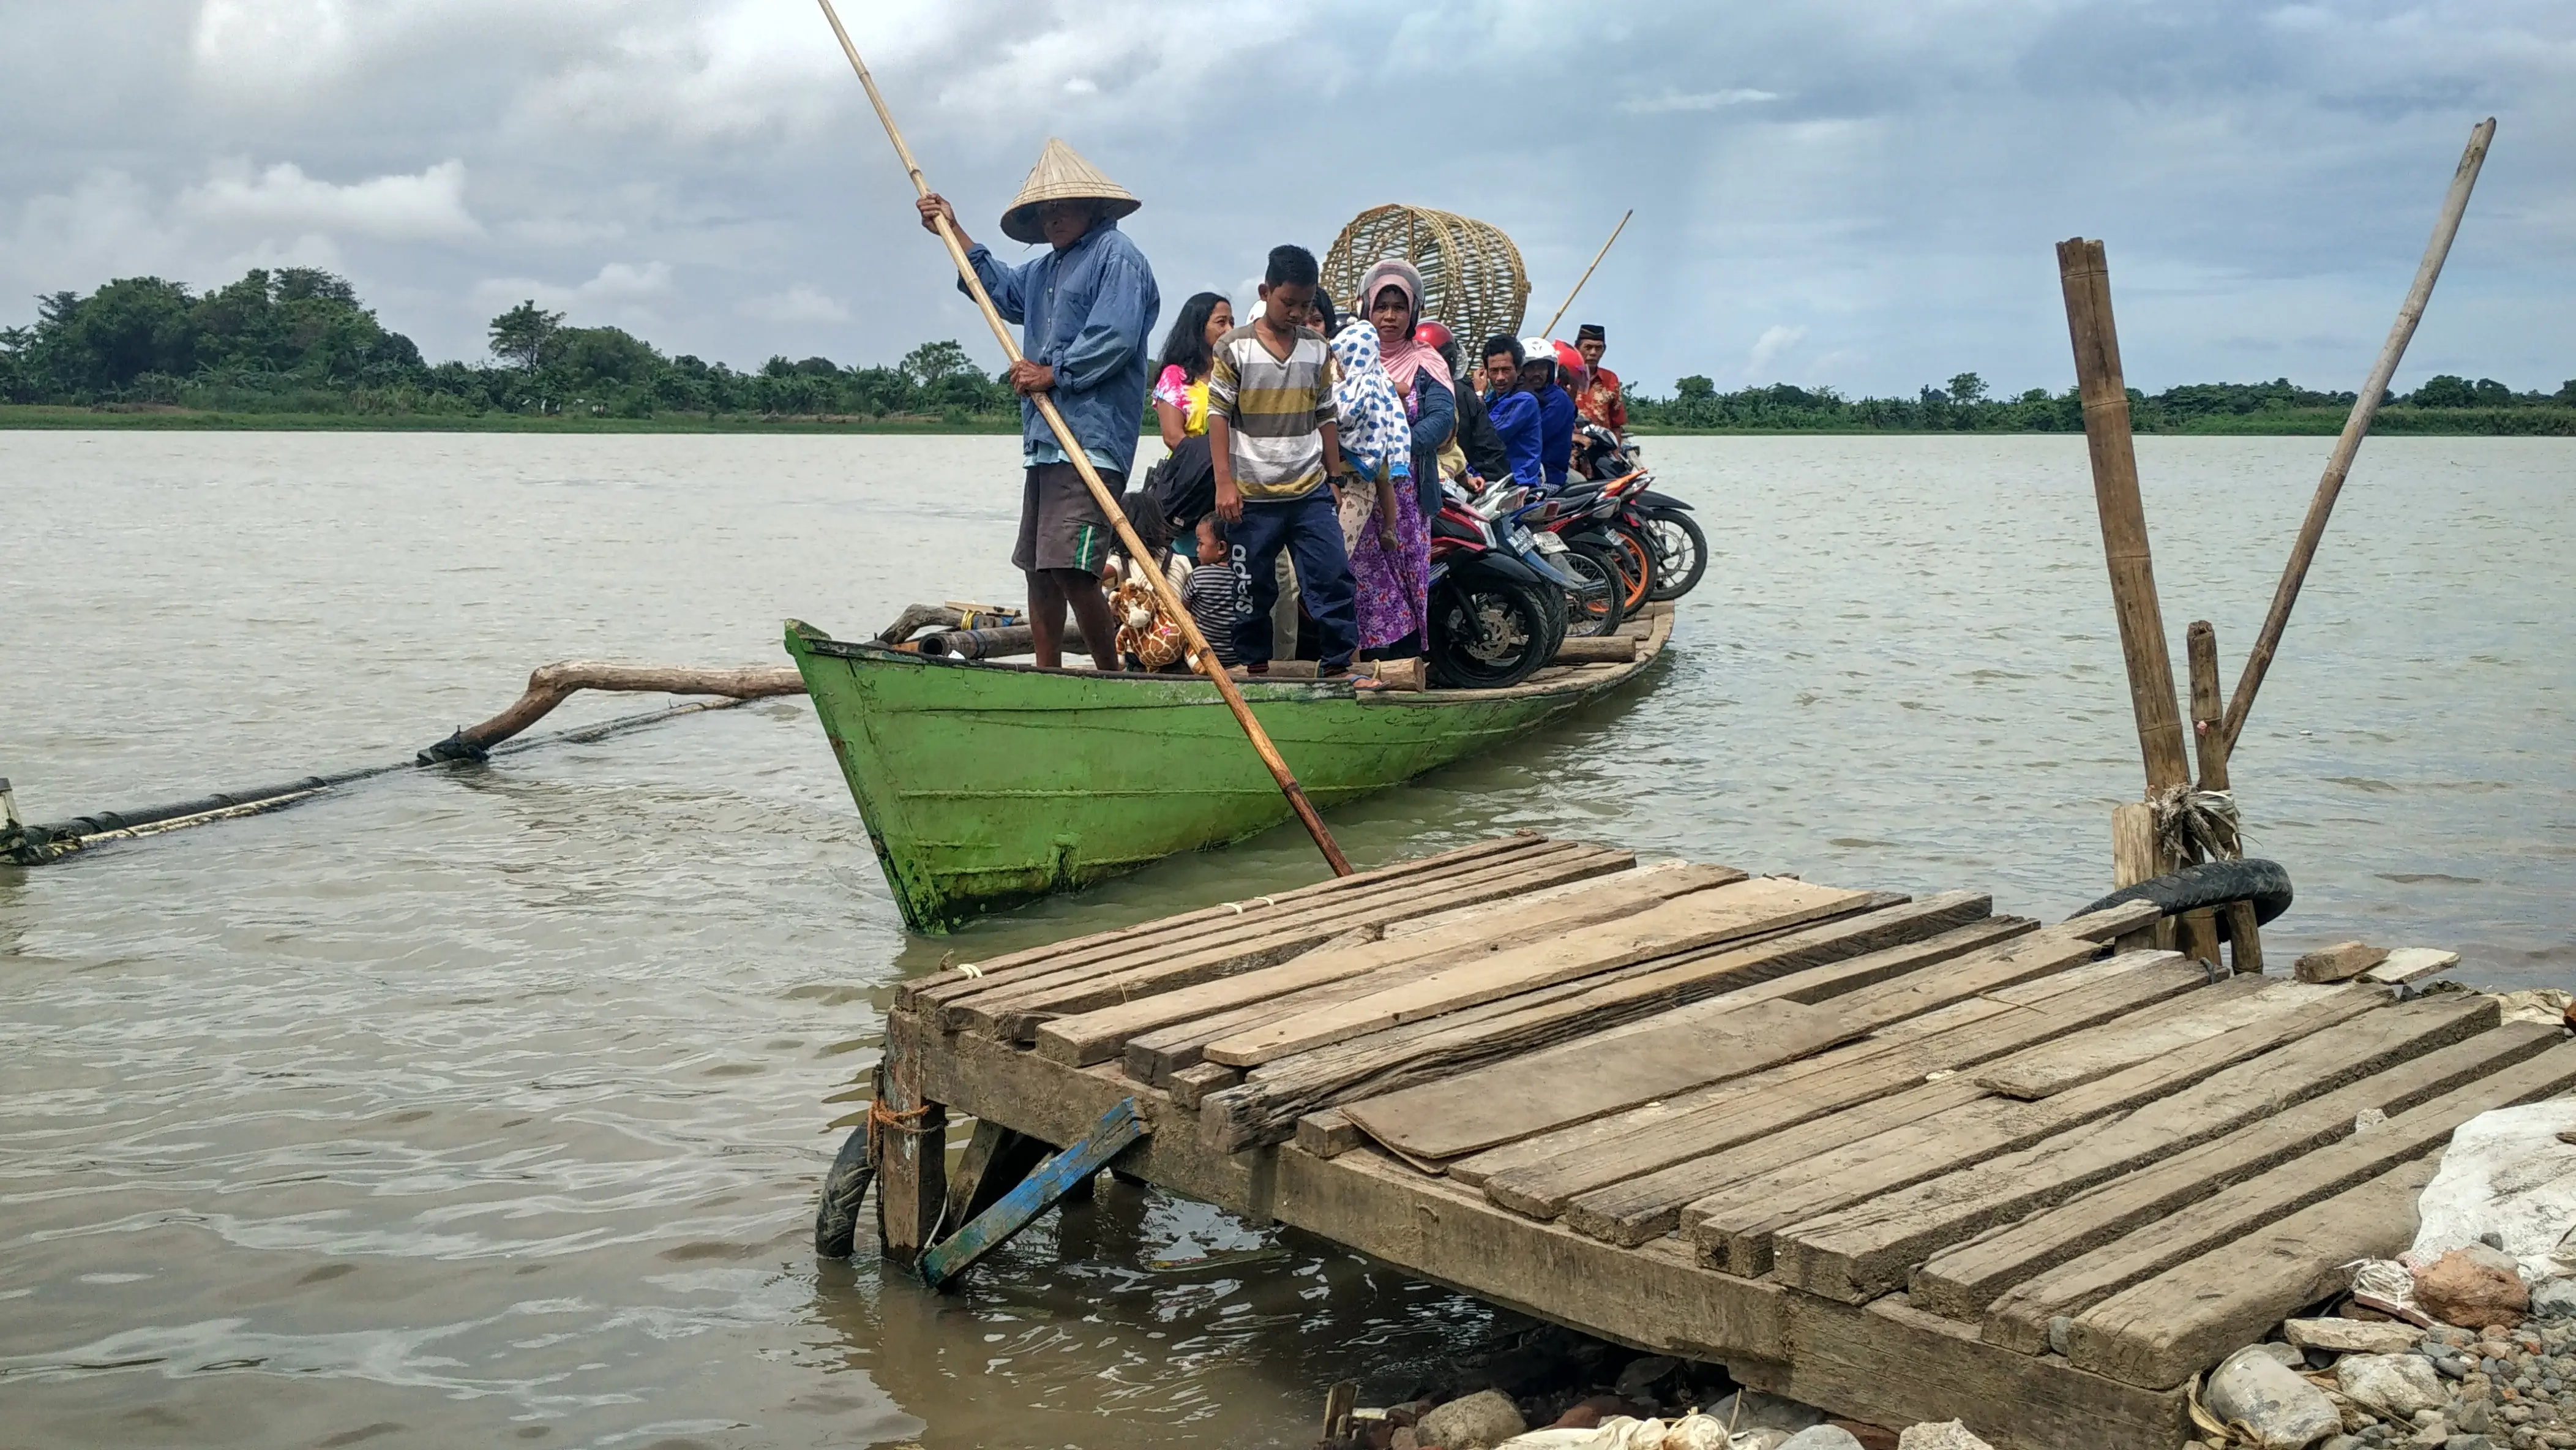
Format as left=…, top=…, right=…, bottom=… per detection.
left=1576, top=424, right=1707, bottom=602
left=1425, top=481, right=1563, bottom=689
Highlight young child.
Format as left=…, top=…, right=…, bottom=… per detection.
left=1179, top=516, right=1247, bottom=668
left=1206, top=244, right=1358, bottom=677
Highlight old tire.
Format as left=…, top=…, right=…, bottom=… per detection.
left=814, top=1124, right=875, bottom=1259
left=2072, top=858, right=2293, bottom=938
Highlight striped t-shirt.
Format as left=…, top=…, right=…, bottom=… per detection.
left=1180, top=558, right=1248, bottom=666
left=1207, top=323, right=1338, bottom=501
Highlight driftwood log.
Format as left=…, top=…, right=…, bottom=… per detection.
left=421, top=661, right=806, bottom=762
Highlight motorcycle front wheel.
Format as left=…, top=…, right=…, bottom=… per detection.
left=1427, top=576, right=1554, bottom=689
left=1642, top=508, right=1708, bottom=601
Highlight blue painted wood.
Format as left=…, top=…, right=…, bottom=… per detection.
left=915, top=1097, right=1148, bottom=1290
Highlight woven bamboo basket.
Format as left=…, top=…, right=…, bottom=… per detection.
left=1322, top=205, right=1528, bottom=348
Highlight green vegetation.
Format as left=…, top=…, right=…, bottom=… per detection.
left=1624, top=371, right=2576, bottom=436
left=5, top=272, right=2571, bottom=435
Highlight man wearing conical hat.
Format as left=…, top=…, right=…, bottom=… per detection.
left=917, top=138, right=1161, bottom=672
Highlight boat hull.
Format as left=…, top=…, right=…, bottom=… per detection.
left=784, top=609, right=1669, bottom=933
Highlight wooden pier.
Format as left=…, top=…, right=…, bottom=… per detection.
left=867, top=834, right=2567, bottom=1449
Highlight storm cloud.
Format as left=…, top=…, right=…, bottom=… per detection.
left=3, top=0, right=2569, bottom=397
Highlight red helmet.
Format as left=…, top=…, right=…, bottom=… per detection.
left=1552, top=339, right=1586, bottom=383
left=1413, top=320, right=1453, bottom=352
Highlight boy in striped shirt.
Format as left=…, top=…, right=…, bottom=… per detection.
left=1206, top=244, right=1358, bottom=676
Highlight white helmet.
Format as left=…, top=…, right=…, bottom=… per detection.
left=1519, top=337, right=1556, bottom=381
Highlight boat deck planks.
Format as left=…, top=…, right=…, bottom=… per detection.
left=875, top=834, right=2536, bottom=1450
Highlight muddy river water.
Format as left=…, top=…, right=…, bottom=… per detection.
left=2, top=431, right=2569, bottom=1448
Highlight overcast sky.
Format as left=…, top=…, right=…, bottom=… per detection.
left=3, top=0, right=2570, bottom=397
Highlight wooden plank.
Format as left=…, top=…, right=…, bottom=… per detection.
left=1770, top=994, right=2499, bottom=1303
left=960, top=845, right=1638, bottom=1040
left=2065, top=1155, right=2440, bottom=1388
left=1202, top=877, right=1871, bottom=1068
left=899, top=833, right=1552, bottom=1013
left=1972, top=974, right=2343, bottom=1100
left=936, top=840, right=1608, bottom=1030
left=1339, top=901, right=2020, bottom=1163
left=2361, top=947, right=2462, bottom=986
left=940, top=1118, right=1050, bottom=1234
left=1980, top=1036, right=2576, bottom=1356
left=1296, top=1109, right=1363, bottom=1159
left=1032, top=862, right=1744, bottom=1065
left=1486, top=952, right=2203, bottom=1236
left=1196, top=890, right=1969, bottom=1154
left=1915, top=1017, right=2560, bottom=1325
left=915, top=1097, right=1148, bottom=1290
left=1743, top=1293, right=2190, bottom=1450
left=922, top=838, right=1593, bottom=1027
left=1168, top=1060, right=1238, bottom=1110
left=1682, top=982, right=2385, bottom=1272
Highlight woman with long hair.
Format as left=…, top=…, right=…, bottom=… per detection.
left=1150, top=290, right=1232, bottom=451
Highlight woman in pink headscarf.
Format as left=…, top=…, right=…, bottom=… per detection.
left=1355, top=259, right=1455, bottom=664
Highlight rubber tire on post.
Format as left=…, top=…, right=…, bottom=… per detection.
left=1427, top=578, right=1554, bottom=689
left=2070, top=857, right=2294, bottom=941
left=1642, top=508, right=1709, bottom=602
left=1559, top=544, right=1627, bottom=638
left=814, top=1124, right=875, bottom=1259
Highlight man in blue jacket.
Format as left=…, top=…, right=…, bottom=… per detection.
left=917, top=138, right=1161, bottom=670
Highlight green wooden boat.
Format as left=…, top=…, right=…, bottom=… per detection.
left=782, top=605, right=1672, bottom=934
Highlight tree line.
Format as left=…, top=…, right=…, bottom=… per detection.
left=6, top=268, right=2572, bottom=434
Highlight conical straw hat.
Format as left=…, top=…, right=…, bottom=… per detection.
left=1000, top=137, right=1140, bottom=244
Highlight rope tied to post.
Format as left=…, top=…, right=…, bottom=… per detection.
left=866, top=1097, right=935, bottom=1165
left=2150, top=783, right=2244, bottom=865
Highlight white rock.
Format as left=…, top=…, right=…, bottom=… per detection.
left=2532, top=1275, right=2576, bottom=1318
left=1705, top=1391, right=1826, bottom=1434
left=2251, top=1342, right=2307, bottom=1367
left=1418, top=1389, right=1528, bottom=1450
left=1895, top=1422, right=1994, bottom=1450
left=2335, top=1353, right=2448, bottom=1420
left=1777, top=1429, right=1863, bottom=1450
left=2283, top=1318, right=2425, bottom=1355
left=2206, top=1345, right=2343, bottom=1448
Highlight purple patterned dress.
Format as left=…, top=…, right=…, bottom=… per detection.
left=1349, top=468, right=1430, bottom=655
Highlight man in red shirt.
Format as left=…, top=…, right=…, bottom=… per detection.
left=1573, top=324, right=1626, bottom=435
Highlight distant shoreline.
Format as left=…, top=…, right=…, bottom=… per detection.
left=5, top=404, right=2569, bottom=437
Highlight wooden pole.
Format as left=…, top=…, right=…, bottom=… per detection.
left=1540, top=209, right=1633, bottom=338
left=442, top=661, right=806, bottom=757
left=814, top=0, right=1351, bottom=878
left=2217, top=118, right=2496, bottom=755
left=2187, top=620, right=2264, bottom=974
left=2057, top=238, right=2195, bottom=796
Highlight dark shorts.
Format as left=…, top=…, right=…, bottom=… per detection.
left=1014, top=462, right=1126, bottom=574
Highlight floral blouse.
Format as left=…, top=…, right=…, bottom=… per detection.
left=1154, top=364, right=1210, bottom=437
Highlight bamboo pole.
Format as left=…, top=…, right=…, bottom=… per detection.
left=2217, top=118, right=2497, bottom=755
left=813, top=0, right=1351, bottom=877
left=2057, top=238, right=2195, bottom=795
left=1539, top=209, right=1632, bottom=338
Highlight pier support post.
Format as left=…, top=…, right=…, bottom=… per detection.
left=875, top=1016, right=948, bottom=1266
left=2187, top=620, right=2264, bottom=974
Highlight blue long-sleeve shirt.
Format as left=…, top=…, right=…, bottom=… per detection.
left=1486, top=388, right=1544, bottom=487
left=1407, top=370, right=1456, bottom=516
left=1534, top=383, right=1576, bottom=487
left=963, top=222, right=1161, bottom=478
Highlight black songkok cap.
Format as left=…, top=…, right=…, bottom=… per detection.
left=1576, top=323, right=1606, bottom=344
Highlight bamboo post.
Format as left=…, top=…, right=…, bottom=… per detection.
left=2187, top=621, right=2263, bottom=973
left=814, top=0, right=1350, bottom=878
left=2217, top=119, right=2496, bottom=755
left=1540, top=209, right=1633, bottom=338
left=2058, top=239, right=2195, bottom=797
left=2109, top=802, right=2168, bottom=954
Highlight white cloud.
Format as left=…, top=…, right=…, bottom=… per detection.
left=471, top=261, right=674, bottom=323
left=180, top=159, right=481, bottom=242
left=741, top=285, right=852, bottom=325
left=1620, top=88, right=1780, bottom=115
left=191, top=0, right=353, bottom=90
left=1747, top=324, right=1808, bottom=377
